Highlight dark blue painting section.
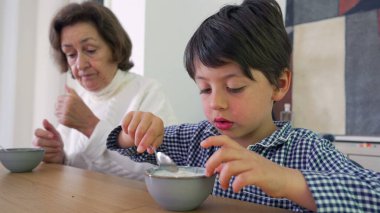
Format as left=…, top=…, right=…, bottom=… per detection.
left=345, top=10, right=380, bottom=135
left=345, top=0, right=380, bottom=15
left=286, top=0, right=380, bottom=26
left=286, top=0, right=380, bottom=135
left=285, top=0, right=339, bottom=26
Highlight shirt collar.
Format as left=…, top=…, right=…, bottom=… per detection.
left=248, top=121, right=293, bottom=149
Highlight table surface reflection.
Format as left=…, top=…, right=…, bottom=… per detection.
left=0, top=163, right=291, bottom=213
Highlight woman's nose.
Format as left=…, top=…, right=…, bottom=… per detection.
left=76, top=53, right=89, bottom=70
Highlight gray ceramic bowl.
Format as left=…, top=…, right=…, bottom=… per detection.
left=145, top=166, right=216, bottom=211
left=0, top=148, right=44, bottom=172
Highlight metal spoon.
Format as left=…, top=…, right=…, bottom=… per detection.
left=152, top=147, right=178, bottom=173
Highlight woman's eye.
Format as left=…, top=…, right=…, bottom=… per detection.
left=86, top=49, right=96, bottom=54
left=199, top=88, right=211, bottom=94
left=227, top=86, right=245, bottom=93
left=66, top=53, right=76, bottom=59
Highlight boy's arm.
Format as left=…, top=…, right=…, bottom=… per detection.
left=300, top=138, right=380, bottom=212
left=107, top=111, right=165, bottom=165
left=283, top=168, right=316, bottom=212
left=107, top=125, right=157, bottom=164
left=119, top=111, right=164, bottom=154
left=118, top=127, right=135, bottom=148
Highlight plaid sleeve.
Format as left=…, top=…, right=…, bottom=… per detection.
left=106, top=125, right=156, bottom=164
left=301, top=139, right=380, bottom=212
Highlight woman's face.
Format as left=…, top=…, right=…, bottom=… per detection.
left=61, top=22, right=118, bottom=92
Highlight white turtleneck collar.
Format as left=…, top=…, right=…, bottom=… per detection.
left=86, top=69, right=128, bottom=101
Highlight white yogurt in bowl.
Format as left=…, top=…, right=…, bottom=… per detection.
left=145, top=166, right=215, bottom=211
left=150, top=166, right=205, bottom=178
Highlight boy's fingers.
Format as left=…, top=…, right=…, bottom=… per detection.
left=137, top=126, right=163, bottom=154
left=232, top=171, right=253, bottom=193
left=136, top=131, right=154, bottom=153
left=121, top=112, right=133, bottom=131
left=127, top=112, right=144, bottom=140
left=134, top=114, right=153, bottom=145
left=218, top=160, right=251, bottom=190
left=146, top=146, right=155, bottom=154
left=151, top=134, right=163, bottom=151
left=200, top=135, right=239, bottom=149
left=205, top=148, right=241, bottom=176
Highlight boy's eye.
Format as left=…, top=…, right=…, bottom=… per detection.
left=227, top=86, right=245, bottom=93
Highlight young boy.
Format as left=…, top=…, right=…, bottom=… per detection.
left=107, top=0, right=380, bottom=212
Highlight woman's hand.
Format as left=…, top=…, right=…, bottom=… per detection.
left=32, top=119, right=65, bottom=164
left=55, top=85, right=99, bottom=137
left=118, top=111, right=164, bottom=154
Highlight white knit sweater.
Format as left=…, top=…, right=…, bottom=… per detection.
left=58, top=70, right=177, bottom=181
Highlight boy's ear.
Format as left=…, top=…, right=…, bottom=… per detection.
left=272, top=68, right=291, bottom=101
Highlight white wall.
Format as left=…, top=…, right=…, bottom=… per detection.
left=0, top=2, right=3, bottom=105
left=0, top=0, right=38, bottom=148
left=144, top=0, right=286, bottom=123
left=32, top=0, right=68, bottom=138
left=110, top=0, right=244, bottom=123
left=0, top=0, right=19, bottom=148
left=144, top=0, right=243, bottom=123
left=105, top=0, right=146, bottom=76
left=0, top=0, right=286, bottom=148
left=111, top=0, right=284, bottom=124
left=0, top=0, right=67, bottom=148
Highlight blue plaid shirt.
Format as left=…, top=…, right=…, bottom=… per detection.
left=107, top=121, right=380, bottom=212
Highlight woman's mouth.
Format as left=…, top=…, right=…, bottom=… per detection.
left=80, top=73, right=96, bottom=80
left=214, top=117, right=233, bottom=130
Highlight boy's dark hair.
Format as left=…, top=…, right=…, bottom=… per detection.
left=50, top=1, right=133, bottom=73
left=184, top=0, right=291, bottom=88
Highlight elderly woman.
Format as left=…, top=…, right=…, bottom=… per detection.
left=32, top=2, right=177, bottom=180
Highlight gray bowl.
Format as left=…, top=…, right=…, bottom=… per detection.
left=145, top=166, right=216, bottom=211
left=0, top=148, right=44, bottom=172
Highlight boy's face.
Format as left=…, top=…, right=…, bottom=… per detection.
left=194, top=61, right=284, bottom=145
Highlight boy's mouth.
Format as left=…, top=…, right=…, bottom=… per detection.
left=214, top=117, right=233, bottom=130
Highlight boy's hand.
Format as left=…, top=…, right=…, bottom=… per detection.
left=119, top=111, right=164, bottom=154
left=201, top=135, right=290, bottom=198
left=202, top=135, right=316, bottom=211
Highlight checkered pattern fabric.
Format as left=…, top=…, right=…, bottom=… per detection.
left=107, top=121, right=380, bottom=212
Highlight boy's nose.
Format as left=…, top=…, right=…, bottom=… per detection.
left=209, top=91, right=228, bottom=110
